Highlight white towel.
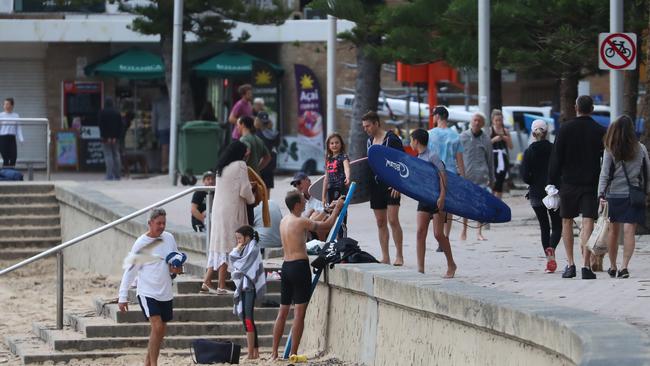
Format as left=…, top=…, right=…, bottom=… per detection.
left=495, top=148, right=507, bottom=173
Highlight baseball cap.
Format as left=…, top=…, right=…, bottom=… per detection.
left=290, top=172, right=309, bottom=186
left=202, top=170, right=215, bottom=179
left=531, top=119, right=548, bottom=133
left=258, top=111, right=270, bottom=124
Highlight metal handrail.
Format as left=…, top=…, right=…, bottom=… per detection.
left=0, top=185, right=215, bottom=329
left=0, top=118, right=51, bottom=180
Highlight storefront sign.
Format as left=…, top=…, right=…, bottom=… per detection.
left=293, top=64, right=323, bottom=149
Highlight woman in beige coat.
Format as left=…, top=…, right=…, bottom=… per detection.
left=202, top=141, right=256, bottom=294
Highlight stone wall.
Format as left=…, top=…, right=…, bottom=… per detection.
left=300, top=263, right=650, bottom=366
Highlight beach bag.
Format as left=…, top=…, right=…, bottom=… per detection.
left=622, top=160, right=646, bottom=209
left=587, top=203, right=610, bottom=255
left=0, top=168, right=23, bottom=181
left=190, top=339, right=240, bottom=364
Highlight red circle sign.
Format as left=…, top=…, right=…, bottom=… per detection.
left=600, top=33, right=636, bottom=70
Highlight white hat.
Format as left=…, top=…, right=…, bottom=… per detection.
left=531, top=119, right=548, bottom=133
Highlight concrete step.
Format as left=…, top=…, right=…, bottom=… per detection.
left=0, top=225, right=60, bottom=238
left=0, top=204, right=59, bottom=216
left=183, top=260, right=283, bottom=279
left=0, top=214, right=60, bottom=227
left=0, top=193, right=57, bottom=205
left=0, top=184, right=53, bottom=194
left=0, top=236, right=61, bottom=249
left=174, top=278, right=282, bottom=294
left=67, top=314, right=281, bottom=338
left=0, top=248, right=44, bottom=260
left=127, top=291, right=282, bottom=309
left=7, top=334, right=268, bottom=364
left=33, top=323, right=286, bottom=352
left=95, top=300, right=290, bottom=324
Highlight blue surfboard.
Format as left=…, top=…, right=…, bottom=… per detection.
left=368, top=145, right=511, bottom=223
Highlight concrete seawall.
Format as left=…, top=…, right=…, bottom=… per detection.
left=52, top=181, right=650, bottom=365
left=55, top=182, right=207, bottom=277
left=300, top=263, right=650, bottom=366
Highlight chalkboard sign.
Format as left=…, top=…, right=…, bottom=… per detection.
left=55, top=130, right=79, bottom=170
left=79, top=139, right=105, bottom=170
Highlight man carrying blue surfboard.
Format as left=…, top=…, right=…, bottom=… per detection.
left=410, top=129, right=457, bottom=278
left=428, top=106, right=465, bottom=250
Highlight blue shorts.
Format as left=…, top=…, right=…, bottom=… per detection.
left=137, top=295, right=173, bottom=322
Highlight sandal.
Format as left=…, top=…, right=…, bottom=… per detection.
left=617, top=269, right=630, bottom=278
left=216, top=288, right=233, bottom=295
left=200, top=284, right=218, bottom=294
left=607, top=268, right=617, bottom=278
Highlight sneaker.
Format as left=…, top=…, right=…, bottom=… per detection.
left=545, top=248, right=557, bottom=273
left=581, top=267, right=597, bottom=280
left=617, top=268, right=630, bottom=278
left=561, top=264, right=576, bottom=278
left=607, top=268, right=617, bottom=278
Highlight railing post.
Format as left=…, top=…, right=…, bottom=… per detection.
left=46, top=124, right=51, bottom=181
left=205, top=191, right=212, bottom=253
left=56, top=251, right=64, bottom=330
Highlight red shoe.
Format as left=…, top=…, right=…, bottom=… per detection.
left=545, top=247, right=557, bottom=273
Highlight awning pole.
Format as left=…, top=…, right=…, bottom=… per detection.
left=169, top=0, right=184, bottom=185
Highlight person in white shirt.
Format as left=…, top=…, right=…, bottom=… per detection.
left=118, top=208, right=181, bottom=366
left=0, top=98, right=24, bottom=167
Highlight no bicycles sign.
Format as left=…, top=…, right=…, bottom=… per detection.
left=599, top=32, right=637, bottom=70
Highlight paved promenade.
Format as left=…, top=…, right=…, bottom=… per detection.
left=43, top=172, right=650, bottom=336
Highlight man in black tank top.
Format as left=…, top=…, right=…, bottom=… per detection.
left=362, top=111, right=405, bottom=266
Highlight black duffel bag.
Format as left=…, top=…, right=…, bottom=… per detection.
left=190, top=339, right=241, bottom=364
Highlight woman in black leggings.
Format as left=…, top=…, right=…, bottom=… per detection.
left=521, top=120, right=561, bottom=273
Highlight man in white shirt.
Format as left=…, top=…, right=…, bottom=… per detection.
left=0, top=98, right=24, bottom=167
left=118, top=208, right=181, bottom=366
left=290, top=172, right=329, bottom=240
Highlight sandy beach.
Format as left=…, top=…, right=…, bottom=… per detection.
left=0, top=258, right=355, bottom=366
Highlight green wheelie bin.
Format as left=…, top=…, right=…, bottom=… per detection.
left=177, top=121, right=227, bottom=177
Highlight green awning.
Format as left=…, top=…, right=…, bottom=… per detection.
left=85, top=49, right=165, bottom=79
left=193, top=50, right=283, bottom=78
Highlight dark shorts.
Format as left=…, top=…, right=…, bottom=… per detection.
left=280, top=259, right=311, bottom=305
left=559, top=184, right=598, bottom=219
left=157, top=129, right=170, bottom=145
left=137, top=295, right=173, bottom=322
left=369, top=179, right=400, bottom=210
left=326, top=186, right=347, bottom=204
left=608, top=197, right=646, bottom=225
left=417, top=202, right=438, bottom=215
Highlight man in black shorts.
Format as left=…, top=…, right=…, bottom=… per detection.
left=118, top=208, right=182, bottom=366
left=270, top=190, right=344, bottom=359
left=410, top=129, right=456, bottom=278
left=362, top=111, right=405, bottom=266
left=548, top=95, right=606, bottom=279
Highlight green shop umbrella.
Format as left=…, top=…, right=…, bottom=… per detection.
left=193, top=50, right=283, bottom=78
left=85, top=49, right=164, bottom=79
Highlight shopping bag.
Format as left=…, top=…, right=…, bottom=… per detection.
left=586, top=203, right=609, bottom=255
left=543, top=185, right=560, bottom=211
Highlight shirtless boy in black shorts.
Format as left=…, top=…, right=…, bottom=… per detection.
left=270, top=190, right=344, bottom=359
